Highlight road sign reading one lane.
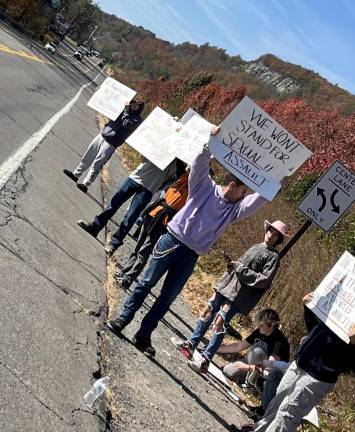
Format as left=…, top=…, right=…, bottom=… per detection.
left=298, top=161, right=355, bottom=232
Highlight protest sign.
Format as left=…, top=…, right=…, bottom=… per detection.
left=180, top=107, right=201, bottom=124
left=87, top=77, right=136, bottom=120
left=210, top=96, right=312, bottom=200
left=307, top=251, right=355, bottom=343
left=126, top=107, right=178, bottom=170
left=162, top=114, right=214, bottom=164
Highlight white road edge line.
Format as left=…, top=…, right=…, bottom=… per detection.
left=0, top=68, right=105, bottom=190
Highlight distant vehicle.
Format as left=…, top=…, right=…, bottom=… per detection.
left=45, top=42, right=57, bottom=54
left=73, top=46, right=88, bottom=61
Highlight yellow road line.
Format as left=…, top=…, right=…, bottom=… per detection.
left=0, top=43, right=52, bottom=64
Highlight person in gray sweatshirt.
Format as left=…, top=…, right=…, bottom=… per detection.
left=171, top=220, right=289, bottom=373
left=63, top=98, right=144, bottom=192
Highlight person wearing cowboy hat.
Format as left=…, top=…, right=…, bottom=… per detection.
left=171, top=219, right=289, bottom=373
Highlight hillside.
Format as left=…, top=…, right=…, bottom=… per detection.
left=97, top=11, right=355, bottom=114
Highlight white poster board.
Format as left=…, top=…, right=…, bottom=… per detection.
left=87, top=77, right=136, bottom=120
left=126, top=107, right=179, bottom=170
left=162, top=115, right=215, bottom=164
left=307, top=251, right=355, bottom=343
left=210, top=96, right=312, bottom=200
left=180, top=107, right=202, bottom=124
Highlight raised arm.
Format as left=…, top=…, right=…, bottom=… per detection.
left=188, top=147, right=213, bottom=194
left=120, top=111, right=140, bottom=131
left=232, top=254, right=279, bottom=289
left=233, top=192, right=268, bottom=221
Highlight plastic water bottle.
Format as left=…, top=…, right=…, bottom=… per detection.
left=82, top=377, right=109, bottom=410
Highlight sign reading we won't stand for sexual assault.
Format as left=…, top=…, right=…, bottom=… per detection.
left=209, top=96, right=312, bottom=200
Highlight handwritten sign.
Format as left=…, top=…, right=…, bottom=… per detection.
left=126, top=107, right=178, bottom=170
left=162, top=115, right=215, bottom=164
left=210, top=96, right=312, bottom=200
left=87, top=77, right=136, bottom=120
left=307, top=251, right=355, bottom=343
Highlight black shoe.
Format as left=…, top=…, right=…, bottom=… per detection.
left=104, top=243, right=118, bottom=256
left=63, top=169, right=78, bottom=183
left=77, top=183, right=88, bottom=193
left=77, top=220, right=99, bottom=238
left=106, top=318, right=126, bottom=336
left=116, top=274, right=132, bottom=289
left=133, top=335, right=156, bottom=357
left=247, top=405, right=264, bottom=421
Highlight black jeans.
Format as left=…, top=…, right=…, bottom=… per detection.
left=94, top=177, right=152, bottom=247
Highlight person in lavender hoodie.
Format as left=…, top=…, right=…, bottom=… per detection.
left=107, top=127, right=275, bottom=356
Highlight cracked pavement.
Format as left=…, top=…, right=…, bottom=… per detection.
left=0, top=23, right=108, bottom=432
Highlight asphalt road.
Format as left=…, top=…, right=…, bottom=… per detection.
left=0, top=20, right=103, bottom=164
left=0, top=20, right=249, bottom=432
left=0, top=22, right=109, bottom=432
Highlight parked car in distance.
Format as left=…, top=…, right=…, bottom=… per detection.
left=45, top=42, right=57, bottom=54
left=73, top=46, right=87, bottom=61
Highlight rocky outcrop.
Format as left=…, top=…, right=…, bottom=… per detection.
left=243, top=61, right=301, bottom=93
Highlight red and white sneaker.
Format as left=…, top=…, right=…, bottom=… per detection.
left=170, top=336, right=194, bottom=359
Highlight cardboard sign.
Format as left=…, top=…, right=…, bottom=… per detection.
left=87, top=77, right=136, bottom=120
left=180, top=107, right=201, bottom=124
left=210, top=96, right=312, bottom=200
left=307, top=251, right=355, bottom=343
left=209, top=137, right=281, bottom=201
left=126, top=107, right=179, bottom=170
left=162, top=115, right=215, bottom=164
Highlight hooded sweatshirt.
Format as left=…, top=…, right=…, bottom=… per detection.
left=101, top=99, right=144, bottom=148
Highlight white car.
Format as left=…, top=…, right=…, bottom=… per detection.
left=45, top=42, right=57, bottom=54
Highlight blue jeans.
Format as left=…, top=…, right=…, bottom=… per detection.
left=189, top=291, right=239, bottom=361
left=118, top=232, right=199, bottom=338
left=94, top=177, right=152, bottom=247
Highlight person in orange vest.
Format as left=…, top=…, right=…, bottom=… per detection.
left=116, top=170, right=189, bottom=290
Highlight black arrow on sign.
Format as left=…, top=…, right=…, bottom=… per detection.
left=330, top=189, right=340, bottom=213
left=317, top=188, right=327, bottom=212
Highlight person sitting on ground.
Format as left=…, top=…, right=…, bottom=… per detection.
left=63, top=97, right=144, bottom=193
left=249, top=293, right=355, bottom=432
left=171, top=220, right=288, bottom=373
left=116, top=169, right=189, bottom=289
left=77, top=156, right=186, bottom=256
left=219, top=309, right=290, bottom=390
left=105, top=129, right=287, bottom=357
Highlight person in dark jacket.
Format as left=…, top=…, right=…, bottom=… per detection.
left=115, top=170, right=189, bottom=289
left=171, top=220, right=288, bottom=373
left=252, top=292, right=355, bottom=432
left=63, top=97, right=144, bottom=193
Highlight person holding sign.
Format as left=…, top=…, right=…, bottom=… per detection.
left=63, top=98, right=144, bottom=193
left=106, top=129, right=284, bottom=357
left=77, top=157, right=186, bottom=255
left=251, top=292, right=355, bottom=432
left=171, top=220, right=288, bottom=373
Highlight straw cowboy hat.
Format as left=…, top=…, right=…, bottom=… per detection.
left=264, top=220, right=289, bottom=238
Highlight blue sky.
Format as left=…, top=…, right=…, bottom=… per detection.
left=98, top=0, right=355, bottom=94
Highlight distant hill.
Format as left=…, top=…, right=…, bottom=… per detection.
left=96, top=11, right=355, bottom=114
